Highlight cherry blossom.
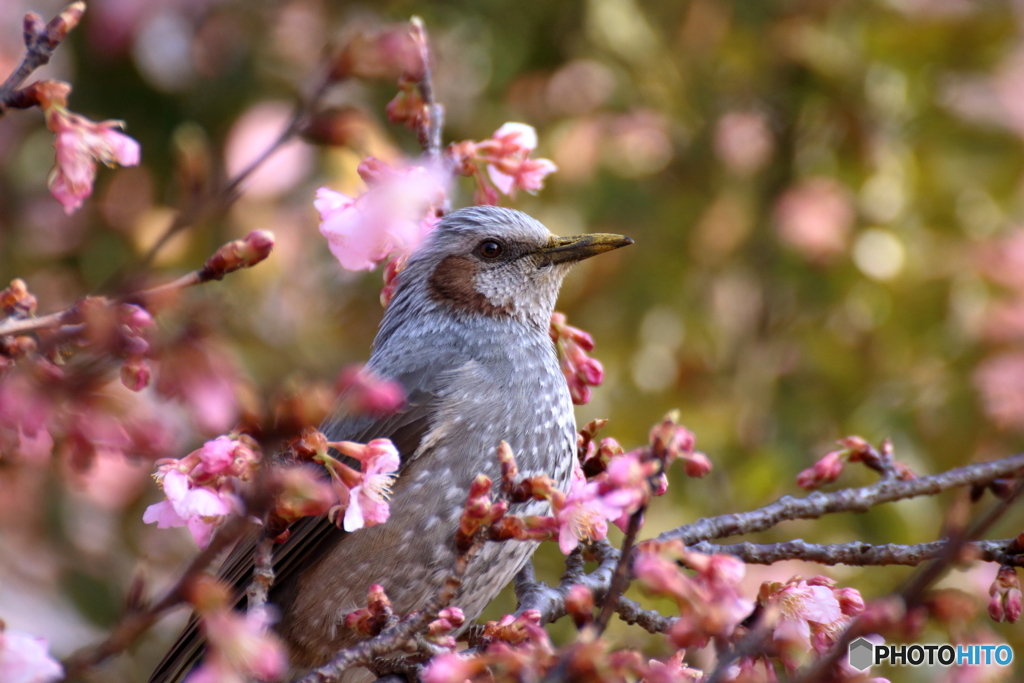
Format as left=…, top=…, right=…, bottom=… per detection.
left=552, top=467, right=626, bottom=553
left=446, top=122, right=558, bottom=202
left=185, top=581, right=287, bottom=683
left=342, top=440, right=400, bottom=531
left=0, top=628, right=64, bottom=683
left=316, top=159, right=447, bottom=272
left=43, top=104, right=141, bottom=215
left=142, top=435, right=257, bottom=547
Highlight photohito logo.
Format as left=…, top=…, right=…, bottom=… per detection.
left=848, top=638, right=1014, bottom=671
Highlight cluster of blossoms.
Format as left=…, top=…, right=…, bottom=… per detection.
left=422, top=608, right=706, bottom=683
left=143, top=435, right=259, bottom=547
left=455, top=413, right=711, bottom=556
left=446, top=122, right=558, bottom=204
left=754, top=576, right=867, bottom=672
left=289, top=430, right=402, bottom=532
left=551, top=312, right=604, bottom=405
left=633, top=539, right=753, bottom=651
left=183, top=577, right=287, bottom=683
left=797, top=435, right=915, bottom=489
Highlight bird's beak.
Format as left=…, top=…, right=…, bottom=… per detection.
left=534, top=233, right=634, bottom=266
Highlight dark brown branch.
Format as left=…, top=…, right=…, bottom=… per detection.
left=689, top=538, right=1023, bottom=567
left=662, top=453, right=1024, bottom=545
left=409, top=17, right=444, bottom=163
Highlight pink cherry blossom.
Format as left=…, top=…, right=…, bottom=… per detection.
left=335, top=365, right=406, bottom=415
left=316, top=160, right=447, bottom=272
left=762, top=579, right=844, bottom=662
left=446, top=122, right=558, bottom=202
left=143, top=469, right=236, bottom=548
left=45, top=108, right=141, bottom=215
left=343, top=441, right=400, bottom=531
left=186, top=609, right=287, bottom=683
left=553, top=468, right=625, bottom=554
left=195, top=436, right=237, bottom=475
left=0, top=629, right=64, bottom=683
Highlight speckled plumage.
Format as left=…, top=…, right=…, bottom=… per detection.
left=150, top=206, right=631, bottom=683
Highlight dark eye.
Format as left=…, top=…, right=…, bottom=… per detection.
left=478, top=240, right=503, bottom=259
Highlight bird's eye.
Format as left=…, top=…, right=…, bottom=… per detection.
left=478, top=240, right=503, bottom=259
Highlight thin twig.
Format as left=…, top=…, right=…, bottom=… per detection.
left=0, top=3, right=84, bottom=115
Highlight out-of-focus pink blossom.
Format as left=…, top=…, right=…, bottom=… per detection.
left=550, top=312, right=603, bottom=405
left=759, top=578, right=847, bottom=668
left=225, top=101, right=313, bottom=199
left=155, top=336, right=241, bottom=434
left=187, top=606, right=287, bottom=683
left=974, top=352, right=1024, bottom=431
left=143, top=469, right=236, bottom=547
left=421, top=653, right=485, bottom=683
left=773, top=178, right=854, bottom=263
left=44, top=106, right=141, bottom=215
left=335, top=365, right=406, bottom=415
left=641, top=651, right=702, bottom=683
left=975, top=229, right=1024, bottom=293
left=634, top=540, right=752, bottom=647
left=0, top=628, right=64, bottom=683
left=714, top=111, right=774, bottom=176
left=316, top=160, right=447, bottom=272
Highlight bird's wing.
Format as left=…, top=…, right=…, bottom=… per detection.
left=148, top=365, right=443, bottom=683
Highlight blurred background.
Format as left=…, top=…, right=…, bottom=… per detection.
left=1, top=0, right=1023, bottom=680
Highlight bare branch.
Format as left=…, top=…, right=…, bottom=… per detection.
left=246, top=533, right=276, bottom=620
left=689, top=538, right=1023, bottom=567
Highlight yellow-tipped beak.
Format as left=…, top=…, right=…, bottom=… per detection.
left=534, top=233, right=634, bottom=266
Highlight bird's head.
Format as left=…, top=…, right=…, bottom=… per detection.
left=391, top=206, right=632, bottom=330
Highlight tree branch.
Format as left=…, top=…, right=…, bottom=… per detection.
left=688, top=538, right=1023, bottom=567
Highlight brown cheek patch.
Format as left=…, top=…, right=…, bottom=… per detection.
left=428, top=255, right=512, bottom=317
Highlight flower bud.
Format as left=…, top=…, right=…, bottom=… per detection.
left=202, top=230, right=275, bottom=279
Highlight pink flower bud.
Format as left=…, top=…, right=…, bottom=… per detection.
left=335, top=365, right=405, bottom=415
left=120, top=355, right=151, bottom=392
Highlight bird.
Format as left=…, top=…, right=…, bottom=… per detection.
left=150, top=205, right=633, bottom=683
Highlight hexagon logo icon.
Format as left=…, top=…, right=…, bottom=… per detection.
left=848, top=637, right=874, bottom=672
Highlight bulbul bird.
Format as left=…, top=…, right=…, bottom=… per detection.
left=151, top=205, right=633, bottom=682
